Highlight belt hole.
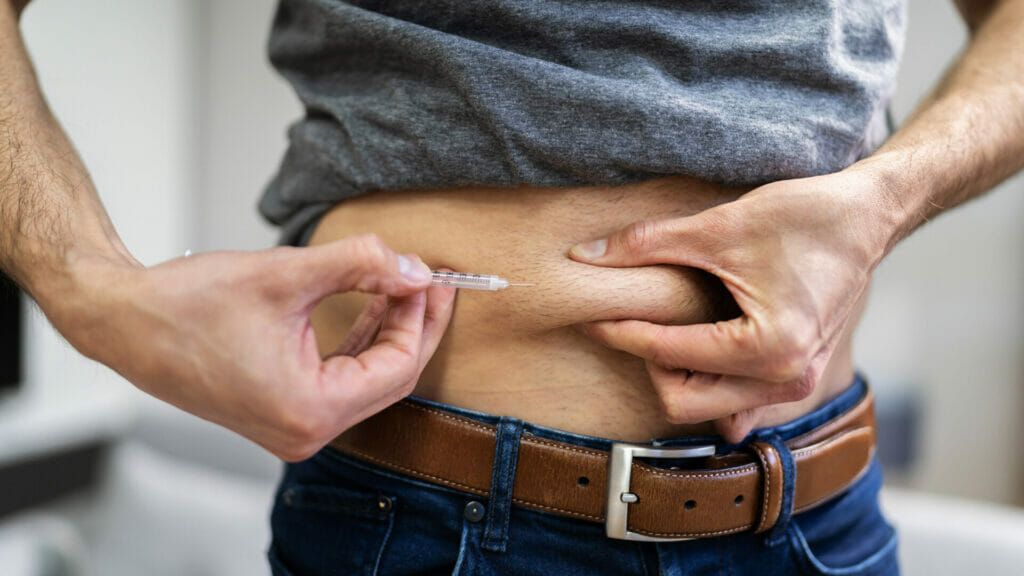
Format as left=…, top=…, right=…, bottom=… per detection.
left=684, top=500, right=697, bottom=511
left=734, top=494, right=744, bottom=506
left=577, top=476, right=590, bottom=487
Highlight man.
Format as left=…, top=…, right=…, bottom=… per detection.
left=263, top=1, right=1022, bottom=573
left=2, top=0, right=1023, bottom=575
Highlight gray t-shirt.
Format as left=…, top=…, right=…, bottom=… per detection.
left=260, top=0, right=907, bottom=245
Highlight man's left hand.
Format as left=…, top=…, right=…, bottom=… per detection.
left=568, top=168, right=897, bottom=442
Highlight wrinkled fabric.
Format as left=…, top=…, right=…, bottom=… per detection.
left=260, top=0, right=907, bottom=245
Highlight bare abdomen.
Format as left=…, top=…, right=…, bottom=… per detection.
left=308, top=176, right=857, bottom=440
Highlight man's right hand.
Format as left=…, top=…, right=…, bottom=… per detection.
left=2, top=3, right=458, bottom=462
left=53, top=235, right=456, bottom=462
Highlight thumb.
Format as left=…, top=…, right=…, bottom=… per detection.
left=291, top=234, right=432, bottom=299
left=567, top=218, right=703, bottom=268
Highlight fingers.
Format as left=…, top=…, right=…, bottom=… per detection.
left=713, top=408, right=766, bottom=445
left=261, top=291, right=428, bottom=461
left=646, top=362, right=810, bottom=426
left=593, top=315, right=825, bottom=441
left=290, top=234, right=432, bottom=299
left=320, top=290, right=428, bottom=409
left=354, top=290, right=429, bottom=387
left=585, top=317, right=816, bottom=384
left=329, top=283, right=456, bottom=364
left=416, top=284, right=457, bottom=370
left=318, top=283, right=457, bottom=429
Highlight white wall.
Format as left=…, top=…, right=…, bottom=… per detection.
left=194, top=0, right=298, bottom=252
left=21, top=0, right=199, bottom=266
left=855, top=1, right=1024, bottom=504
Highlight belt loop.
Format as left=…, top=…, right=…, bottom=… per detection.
left=482, top=417, right=523, bottom=553
left=754, top=432, right=796, bottom=547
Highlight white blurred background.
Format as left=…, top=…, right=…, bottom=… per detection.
left=0, top=0, right=1022, bottom=574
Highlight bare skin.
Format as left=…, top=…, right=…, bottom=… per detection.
left=309, top=178, right=860, bottom=441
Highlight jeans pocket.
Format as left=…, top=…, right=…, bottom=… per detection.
left=789, top=518, right=898, bottom=575
left=271, top=482, right=396, bottom=576
left=787, top=460, right=899, bottom=576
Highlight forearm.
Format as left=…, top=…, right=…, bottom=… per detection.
left=858, top=0, right=1024, bottom=253
left=0, top=1, right=138, bottom=313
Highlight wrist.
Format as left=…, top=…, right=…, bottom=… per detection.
left=842, top=149, right=925, bottom=259
left=27, top=241, right=143, bottom=359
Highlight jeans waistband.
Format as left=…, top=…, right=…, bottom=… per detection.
left=405, top=374, right=867, bottom=454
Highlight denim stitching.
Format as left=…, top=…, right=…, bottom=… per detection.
left=370, top=501, right=396, bottom=576
left=789, top=519, right=899, bottom=575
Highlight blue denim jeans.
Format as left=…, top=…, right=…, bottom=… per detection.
left=269, top=378, right=898, bottom=575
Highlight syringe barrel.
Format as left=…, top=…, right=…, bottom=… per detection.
left=430, top=270, right=503, bottom=290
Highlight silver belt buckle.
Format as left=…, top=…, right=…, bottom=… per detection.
left=605, top=443, right=717, bottom=542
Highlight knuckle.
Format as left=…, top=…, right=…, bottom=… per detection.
left=720, top=321, right=756, bottom=357
left=393, top=377, right=419, bottom=401
left=274, top=408, right=332, bottom=461
left=662, top=398, right=695, bottom=424
left=645, top=325, right=674, bottom=366
left=349, top=233, right=392, bottom=270
left=651, top=373, right=697, bottom=424
left=259, top=247, right=300, bottom=290
left=266, top=245, right=297, bottom=261
left=759, top=327, right=817, bottom=383
left=763, top=356, right=804, bottom=383
left=401, top=372, right=419, bottom=394
left=384, top=364, right=419, bottom=397
left=372, top=361, right=420, bottom=404
left=276, top=443, right=318, bottom=464
left=786, top=375, right=817, bottom=401
left=698, top=210, right=732, bottom=239
left=648, top=348, right=668, bottom=369
left=622, top=220, right=660, bottom=255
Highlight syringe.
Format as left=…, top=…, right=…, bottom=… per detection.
left=430, top=270, right=534, bottom=291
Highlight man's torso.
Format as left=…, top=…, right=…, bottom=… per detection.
left=308, top=176, right=863, bottom=440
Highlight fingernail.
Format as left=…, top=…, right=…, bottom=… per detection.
left=398, top=255, right=429, bottom=283
left=569, top=238, right=607, bottom=261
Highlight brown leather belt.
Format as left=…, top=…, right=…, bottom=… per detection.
left=330, top=389, right=876, bottom=541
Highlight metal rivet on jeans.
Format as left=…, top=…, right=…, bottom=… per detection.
left=464, top=500, right=486, bottom=523
left=378, top=496, right=394, bottom=513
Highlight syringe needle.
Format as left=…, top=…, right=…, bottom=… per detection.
left=508, top=283, right=535, bottom=287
